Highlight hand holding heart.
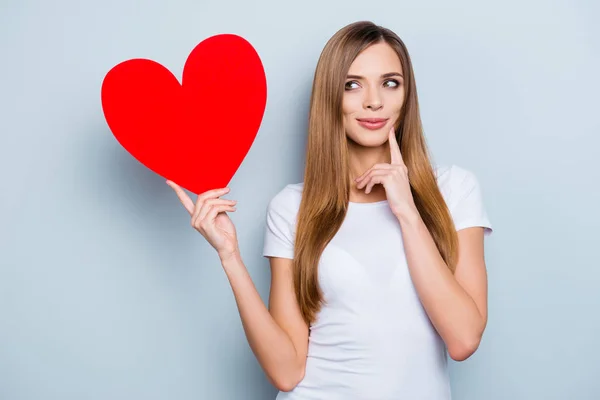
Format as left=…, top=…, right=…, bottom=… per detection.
left=166, top=181, right=239, bottom=261
left=101, top=34, right=265, bottom=263
left=354, top=127, right=418, bottom=218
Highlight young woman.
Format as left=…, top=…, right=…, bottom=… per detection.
left=167, top=20, right=493, bottom=400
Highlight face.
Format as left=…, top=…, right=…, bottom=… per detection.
left=342, top=41, right=405, bottom=147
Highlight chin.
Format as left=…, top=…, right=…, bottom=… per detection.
left=347, top=135, right=385, bottom=148
left=347, top=129, right=389, bottom=147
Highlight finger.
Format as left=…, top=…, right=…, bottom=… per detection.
left=196, top=204, right=236, bottom=230
left=356, top=168, right=391, bottom=188
left=389, top=127, right=404, bottom=165
left=357, top=171, right=389, bottom=190
left=166, top=180, right=195, bottom=215
left=354, top=163, right=394, bottom=183
left=198, top=198, right=237, bottom=222
left=206, top=204, right=236, bottom=223
left=192, top=187, right=230, bottom=221
left=198, top=187, right=231, bottom=204
left=193, top=198, right=232, bottom=227
left=365, top=175, right=384, bottom=194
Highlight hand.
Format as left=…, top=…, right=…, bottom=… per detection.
left=354, top=127, right=418, bottom=218
left=166, top=181, right=239, bottom=260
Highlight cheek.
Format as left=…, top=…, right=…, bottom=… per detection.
left=342, top=96, right=361, bottom=117
left=386, top=90, right=405, bottom=110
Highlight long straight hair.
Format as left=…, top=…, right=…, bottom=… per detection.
left=294, top=21, right=459, bottom=325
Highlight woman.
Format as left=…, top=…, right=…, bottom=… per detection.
left=168, top=20, right=493, bottom=399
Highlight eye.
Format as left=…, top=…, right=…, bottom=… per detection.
left=384, top=79, right=400, bottom=88
left=344, top=79, right=401, bottom=91
left=345, top=81, right=359, bottom=90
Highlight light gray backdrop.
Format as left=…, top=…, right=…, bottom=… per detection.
left=1, top=0, right=598, bottom=399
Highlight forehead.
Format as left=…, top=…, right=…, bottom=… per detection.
left=347, top=42, right=403, bottom=76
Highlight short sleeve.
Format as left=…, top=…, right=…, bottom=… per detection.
left=262, top=187, right=297, bottom=259
left=449, top=166, right=493, bottom=237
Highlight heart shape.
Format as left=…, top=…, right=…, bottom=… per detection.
left=101, top=34, right=267, bottom=195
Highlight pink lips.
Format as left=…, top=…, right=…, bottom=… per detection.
left=356, top=118, right=388, bottom=130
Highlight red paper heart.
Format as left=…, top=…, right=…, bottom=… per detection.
left=101, top=34, right=267, bottom=195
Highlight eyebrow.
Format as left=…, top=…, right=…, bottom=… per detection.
left=346, top=72, right=404, bottom=80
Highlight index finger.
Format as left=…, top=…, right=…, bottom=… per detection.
left=389, top=127, right=404, bottom=165
left=166, top=180, right=195, bottom=215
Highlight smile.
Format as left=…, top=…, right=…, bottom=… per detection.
left=356, top=118, right=389, bottom=130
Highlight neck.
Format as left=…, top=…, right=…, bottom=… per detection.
left=346, top=139, right=391, bottom=203
left=347, top=139, right=391, bottom=180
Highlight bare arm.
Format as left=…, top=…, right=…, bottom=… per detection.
left=220, top=252, right=309, bottom=391
left=397, top=211, right=488, bottom=362
left=164, top=182, right=308, bottom=389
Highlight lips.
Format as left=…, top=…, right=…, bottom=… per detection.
left=356, top=117, right=389, bottom=130
left=356, top=118, right=388, bottom=123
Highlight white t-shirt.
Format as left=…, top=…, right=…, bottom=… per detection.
left=262, top=164, right=493, bottom=400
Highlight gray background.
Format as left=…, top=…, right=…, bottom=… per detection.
left=1, top=0, right=599, bottom=399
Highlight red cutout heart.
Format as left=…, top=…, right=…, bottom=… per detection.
left=101, top=34, right=267, bottom=195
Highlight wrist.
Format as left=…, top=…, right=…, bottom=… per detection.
left=219, top=248, right=242, bottom=266
left=395, top=207, right=422, bottom=227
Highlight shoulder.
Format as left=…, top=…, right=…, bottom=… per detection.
left=268, top=182, right=303, bottom=207
left=434, top=164, right=493, bottom=234
left=266, top=182, right=304, bottom=219
left=434, top=163, right=482, bottom=204
left=262, top=183, right=304, bottom=257
left=434, top=163, right=477, bottom=185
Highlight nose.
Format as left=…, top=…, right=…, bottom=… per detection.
left=363, top=86, right=383, bottom=111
